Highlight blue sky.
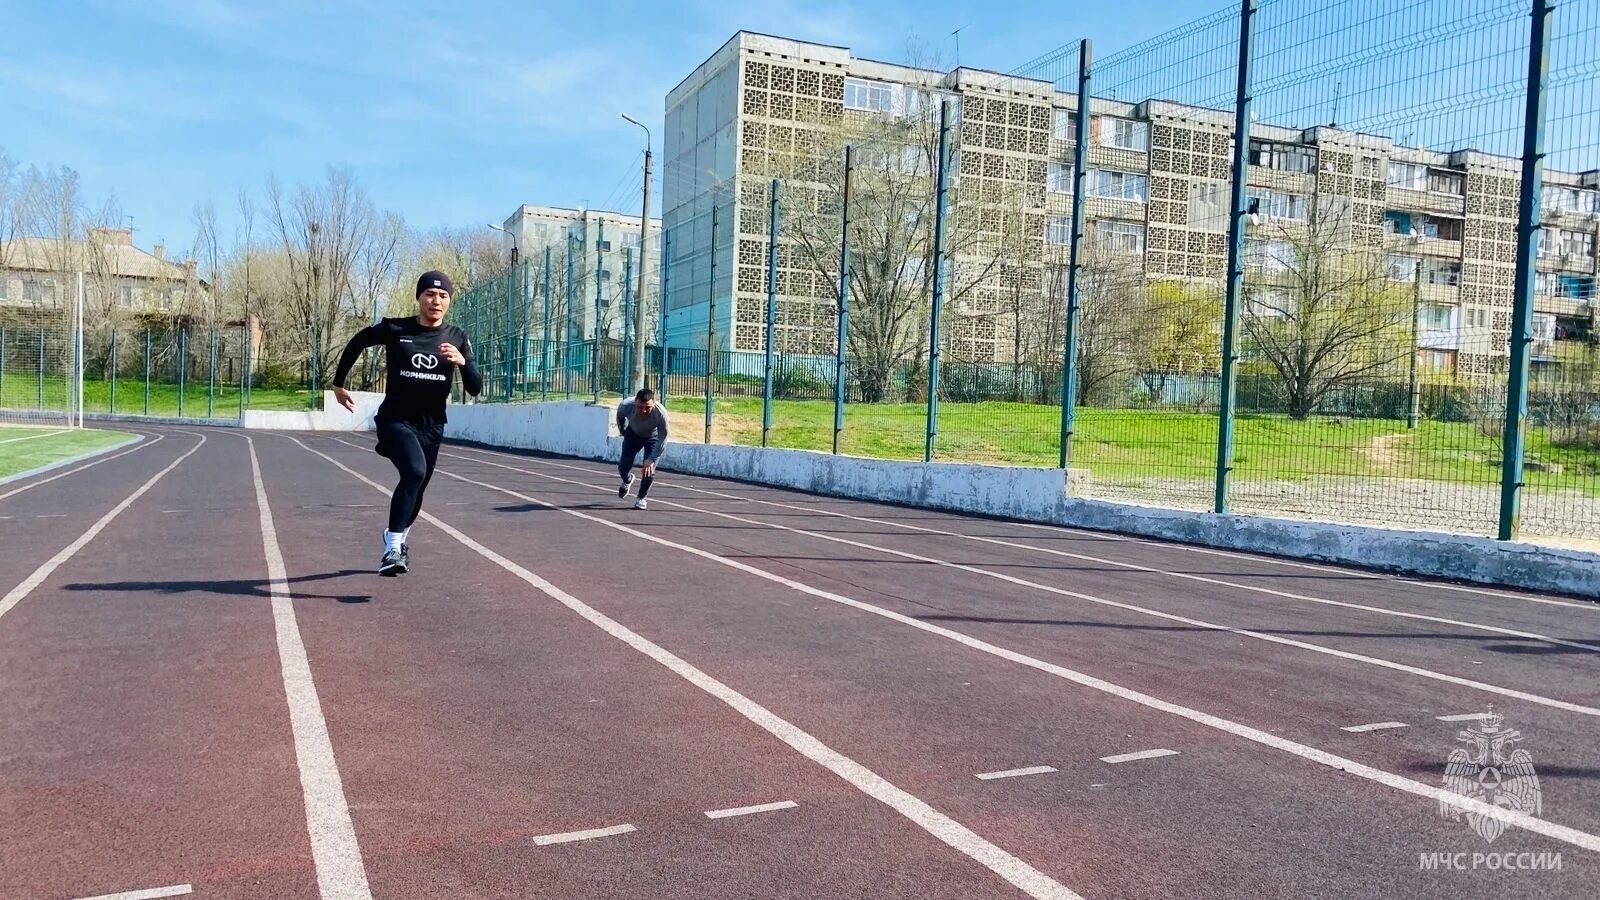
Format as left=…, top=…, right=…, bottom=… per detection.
left=4, top=0, right=1221, bottom=252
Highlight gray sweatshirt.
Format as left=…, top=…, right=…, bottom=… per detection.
left=616, top=399, right=669, bottom=457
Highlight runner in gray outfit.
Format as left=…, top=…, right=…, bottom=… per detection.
left=616, top=389, right=669, bottom=509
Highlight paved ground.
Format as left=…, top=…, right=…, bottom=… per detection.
left=2, top=424, right=1598, bottom=899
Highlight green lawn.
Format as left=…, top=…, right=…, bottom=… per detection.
left=0, top=375, right=313, bottom=417
left=659, top=397, right=1600, bottom=495
left=0, top=426, right=136, bottom=479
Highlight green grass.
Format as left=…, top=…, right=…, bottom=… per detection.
left=0, top=374, right=313, bottom=417
left=657, top=396, right=1600, bottom=496
left=0, top=426, right=135, bottom=479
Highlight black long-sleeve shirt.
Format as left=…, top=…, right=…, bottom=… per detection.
left=333, top=317, right=482, bottom=426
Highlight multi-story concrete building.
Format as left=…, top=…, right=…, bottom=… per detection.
left=498, top=205, right=661, bottom=342
left=662, top=31, right=1600, bottom=378
left=0, top=228, right=207, bottom=313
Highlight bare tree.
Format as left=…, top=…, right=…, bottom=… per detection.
left=1241, top=206, right=1414, bottom=419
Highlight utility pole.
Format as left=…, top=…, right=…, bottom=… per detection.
left=623, top=115, right=653, bottom=394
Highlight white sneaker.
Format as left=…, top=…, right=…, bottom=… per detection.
left=618, top=473, right=634, bottom=499
left=634, top=498, right=648, bottom=510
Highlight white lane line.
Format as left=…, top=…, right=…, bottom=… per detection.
left=36, top=513, right=66, bottom=518
left=442, top=450, right=1600, bottom=718
left=71, top=885, right=193, bottom=900
left=300, top=437, right=1079, bottom=900
left=1437, top=713, right=1492, bottom=722
left=705, top=800, right=800, bottom=819
left=0, top=435, right=202, bottom=624
left=976, top=765, right=1058, bottom=781
left=0, top=429, right=68, bottom=444
left=413, top=445, right=1600, bottom=855
left=1342, top=722, right=1409, bottom=733
left=533, top=823, right=638, bottom=846
left=246, top=437, right=373, bottom=900
left=0, top=432, right=153, bottom=499
left=1101, top=749, right=1179, bottom=765
left=510, top=453, right=1600, bottom=649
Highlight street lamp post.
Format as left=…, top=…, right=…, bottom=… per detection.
left=622, top=114, right=653, bottom=395
left=489, top=223, right=521, bottom=399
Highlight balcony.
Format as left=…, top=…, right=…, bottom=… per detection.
left=1387, top=186, right=1466, bottom=218
left=1419, top=327, right=1459, bottom=351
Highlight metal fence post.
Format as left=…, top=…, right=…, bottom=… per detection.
left=74, top=272, right=84, bottom=426
left=542, top=246, right=553, bottom=401
left=36, top=327, right=45, bottom=410
left=240, top=322, right=248, bottom=420
left=143, top=329, right=151, bottom=415
left=834, top=145, right=854, bottom=456
left=178, top=327, right=187, bottom=417
left=659, top=230, right=672, bottom=402
left=763, top=179, right=781, bottom=448
left=521, top=260, right=532, bottom=400
left=109, top=329, right=117, bottom=413
left=705, top=206, right=720, bottom=444
left=505, top=262, right=516, bottom=400
left=593, top=220, right=605, bottom=403
left=1214, top=0, right=1259, bottom=515
left=1060, top=42, right=1093, bottom=469
left=309, top=323, right=319, bottom=410
left=0, top=327, right=6, bottom=404
left=622, top=245, right=634, bottom=398
left=927, top=101, right=954, bottom=463
left=208, top=326, right=217, bottom=418
left=566, top=232, right=576, bottom=399
left=1499, top=0, right=1555, bottom=542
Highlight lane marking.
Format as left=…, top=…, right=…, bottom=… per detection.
left=533, top=823, right=637, bottom=846
left=0, top=429, right=68, bottom=444
left=246, top=437, right=373, bottom=900
left=71, top=886, right=193, bottom=900
left=499, top=453, right=1600, bottom=648
left=1342, top=722, right=1409, bottom=733
left=298, top=437, right=1080, bottom=900
left=0, top=435, right=201, bottom=624
left=441, top=450, right=1600, bottom=718
left=402, top=444, right=1600, bottom=855
left=0, top=433, right=154, bottom=500
left=976, top=765, right=1058, bottom=781
left=705, top=800, right=799, bottom=819
left=36, top=513, right=66, bottom=518
left=1101, top=749, right=1179, bottom=765
left=1437, top=713, right=1492, bottom=722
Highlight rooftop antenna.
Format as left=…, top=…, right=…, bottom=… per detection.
left=950, top=25, right=967, bottom=69
left=1329, top=80, right=1342, bottom=127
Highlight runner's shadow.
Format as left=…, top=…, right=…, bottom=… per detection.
left=494, top=503, right=616, bottom=513
left=62, top=570, right=373, bottom=604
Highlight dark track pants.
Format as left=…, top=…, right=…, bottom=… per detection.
left=376, top=419, right=441, bottom=532
left=619, top=432, right=660, bottom=500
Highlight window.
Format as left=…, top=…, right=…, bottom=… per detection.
left=1387, top=162, right=1428, bottom=191
left=119, top=285, right=135, bottom=305
left=1087, top=169, right=1148, bottom=202
left=1053, top=109, right=1075, bottom=141
left=1428, top=170, right=1465, bottom=195
left=1420, top=305, right=1456, bottom=332
left=1098, top=117, right=1150, bottom=152
left=1247, top=188, right=1309, bottom=222
left=1544, top=186, right=1600, bottom=215
left=1048, top=162, right=1073, bottom=194
left=1387, top=254, right=1420, bottom=282
left=1097, top=221, right=1146, bottom=253
left=1046, top=215, right=1072, bottom=246
left=1561, top=230, right=1595, bottom=259
left=844, top=78, right=894, bottom=113
left=22, top=278, right=52, bottom=303
left=1248, top=140, right=1317, bottom=173
left=1465, top=307, right=1490, bottom=329
left=1419, top=350, right=1454, bottom=374
left=1189, top=181, right=1227, bottom=231
left=623, top=231, right=642, bottom=249
left=1383, top=210, right=1414, bottom=235
left=1557, top=274, right=1597, bottom=300
left=1532, top=313, right=1557, bottom=343
left=1420, top=215, right=1463, bottom=241
left=1422, top=260, right=1461, bottom=286
left=1536, top=271, right=1561, bottom=295
left=1246, top=239, right=1296, bottom=273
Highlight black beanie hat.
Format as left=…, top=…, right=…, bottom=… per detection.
left=416, top=270, right=454, bottom=297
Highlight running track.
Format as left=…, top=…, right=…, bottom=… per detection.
left=2, top=425, right=1598, bottom=899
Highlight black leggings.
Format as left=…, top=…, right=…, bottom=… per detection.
left=377, top=419, right=440, bottom=532
left=619, top=432, right=660, bottom=500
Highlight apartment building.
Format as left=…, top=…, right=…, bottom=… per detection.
left=662, top=31, right=1600, bottom=377
left=0, top=227, right=207, bottom=313
left=499, top=205, right=661, bottom=342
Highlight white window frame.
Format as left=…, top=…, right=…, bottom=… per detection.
left=1047, top=162, right=1073, bottom=195
left=1427, top=169, right=1465, bottom=196
left=844, top=78, right=894, bottom=114
left=1386, top=254, right=1420, bottom=282
left=1387, top=161, right=1428, bottom=191
left=1097, top=220, right=1146, bottom=254
left=1247, top=239, right=1296, bottom=274
left=1098, top=117, right=1150, bottom=152
left=1422, top=259, right=1462, bottom=287
left=1248, top=188, right=1309, bottom=222
left=1420, top=304, right=1456, bottom=332
left=1053, top=109, right=1075, bottom=141
left=1046, top=215, right=1072, bottom=246
left=1532, top=312, right=1557, bottom=343
left=1088, top=169, right=1148, bottom=202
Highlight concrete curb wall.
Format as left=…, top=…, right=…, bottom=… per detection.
left=242, top=391, right=382, bottom=431
left=243, top=397, right=1600, bottom=598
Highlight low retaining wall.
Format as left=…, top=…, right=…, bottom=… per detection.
left=245, top=397, right=1600, bottom=599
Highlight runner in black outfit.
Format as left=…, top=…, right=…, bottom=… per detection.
left=332, top=271, right=482, bottom=576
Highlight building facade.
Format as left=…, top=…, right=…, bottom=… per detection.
left=0, top=228, right=207, bottom=314
left=662, top=31, right=1600, bottom=377
left=499, top=205, right=661, bottom=342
